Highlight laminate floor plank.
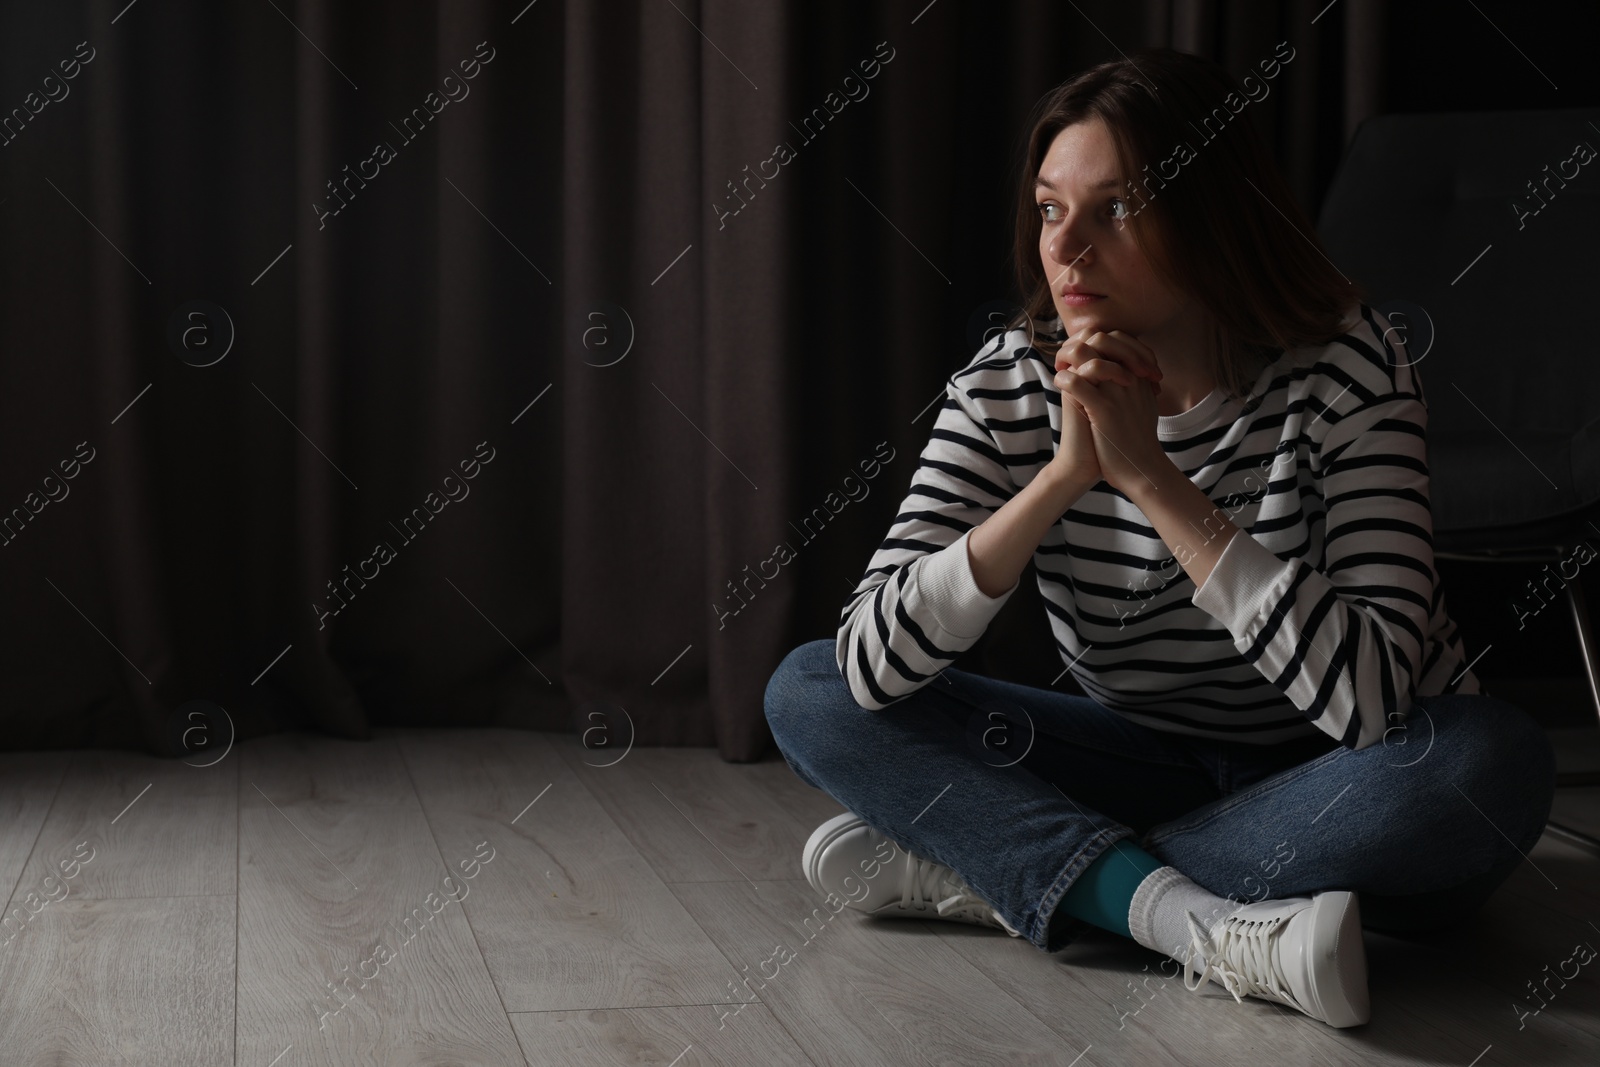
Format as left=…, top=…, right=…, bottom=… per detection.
left=0, top=895, right=234, bottom=1067
left=1368, top=864, right=1600, bottom=1047
left=392, top=728, right=749, bottom=1013
left=508, top=1005, right=816, bottom=1066
left=11, top=748, right=235, bottom=900
left=671, top=876, right=1074, bottom=1067
left=0, top=730, right=1592, bottom=1065
left=241, top=731, right=420, bottom=806
left=741, top=754, right=853, bottom=834
left=927, top=922, right=1361, bottom=1067
left=235, top=734, right=527, bottom=1067
left=930, top=900, right=1598, bottom=1067
left=1349, top=928, right=1598, bottom=1065
left=1483, top=835, right=1600, bottom=937
left=552, top=741, right=834, bottom=883
left=0, top=751, right=68, bottom=924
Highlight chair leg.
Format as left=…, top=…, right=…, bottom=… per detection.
left=1567, top=572, right=1600, bottom=730
left=1555, top=574, right=1600, bottom=785
left=1545, top=574, right=1600, bottom=855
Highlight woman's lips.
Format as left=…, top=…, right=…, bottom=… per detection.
left=1060, top=293, right=1105, bottom=306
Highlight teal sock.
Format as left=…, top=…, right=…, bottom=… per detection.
left=1053, top=838, right=1166, bottom=939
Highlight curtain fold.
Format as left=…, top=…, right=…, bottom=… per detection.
left=289, top=0, right=365, bottom=741
left=0, top=0, right=1397, bottom=762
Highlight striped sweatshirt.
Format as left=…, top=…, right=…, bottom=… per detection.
left=836, top=302, right=1480, bottom=750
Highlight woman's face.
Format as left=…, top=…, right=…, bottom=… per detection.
left=1035, top=118, right=1196, bottom=343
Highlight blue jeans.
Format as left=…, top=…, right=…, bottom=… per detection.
left=764, top=639, right=1556, bottom=952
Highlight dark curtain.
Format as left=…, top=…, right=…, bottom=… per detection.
left=0, top=1, right=1578, bottom=762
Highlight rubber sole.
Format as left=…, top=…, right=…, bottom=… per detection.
left=1303, top=891, right=1371, bottom=1027
left=801, top=811, right=872, bottom=896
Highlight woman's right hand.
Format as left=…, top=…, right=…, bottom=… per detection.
left=1047, top=331, right=1162, bottom=490
left=1051, top=383, right=1102, bottom=487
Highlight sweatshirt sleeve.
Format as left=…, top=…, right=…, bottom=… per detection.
left=836, top=375, right=1024, bottom=709
left=1190, top=350, right=1435, bottom=751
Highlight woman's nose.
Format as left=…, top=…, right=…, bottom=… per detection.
left=1047, top=218, right=1091, bottom=266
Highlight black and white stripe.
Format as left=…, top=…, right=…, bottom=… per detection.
left=836, top=303, right=1479, bottom=750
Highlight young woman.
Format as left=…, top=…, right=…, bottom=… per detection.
left=763, top=47, right=1555, bottom=1030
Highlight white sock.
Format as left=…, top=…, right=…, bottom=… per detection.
left=1127, top=866, right=1242, bottom=962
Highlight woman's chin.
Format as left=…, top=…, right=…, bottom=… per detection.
left=1059, top=307, right=1115, bottom=337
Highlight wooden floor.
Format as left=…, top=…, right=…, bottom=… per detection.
left=0, top=728, right=1597, bottom=1067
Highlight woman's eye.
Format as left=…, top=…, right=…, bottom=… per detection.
left=1037, top=200, right=1127, bottom=224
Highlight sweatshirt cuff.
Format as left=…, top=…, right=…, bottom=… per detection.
left=1191, top=528, right=1299, bottom=638
left=914, top=528, right=1018, bottom=640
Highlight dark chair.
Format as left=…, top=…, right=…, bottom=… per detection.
left=1316, top=107, right=1600, bottom=855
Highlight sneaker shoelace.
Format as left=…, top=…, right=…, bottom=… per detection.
left=1181, top=908, right=1302, bottom=1010
left=896, top=850, right=1020, bottom=935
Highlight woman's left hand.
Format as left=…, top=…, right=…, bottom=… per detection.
left=1054, top=330, right=1171, bottom=496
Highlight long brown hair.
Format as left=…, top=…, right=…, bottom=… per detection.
left=1009, top=47, right=1365, bottom=400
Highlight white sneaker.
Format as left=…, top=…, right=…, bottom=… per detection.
left=1179, top=890, right=1370, bottom=1028
left=801, top=812, right=1022, bottom=937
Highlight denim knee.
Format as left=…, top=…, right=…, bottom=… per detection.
left=765, top=639, right=841, bottom=724
left=1417, top=691, right=1556, bottom=854
left=763, top=639, right=850, bottom=772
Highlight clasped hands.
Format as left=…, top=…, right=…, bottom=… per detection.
left=1052, top=329, right=1171, bottom=496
